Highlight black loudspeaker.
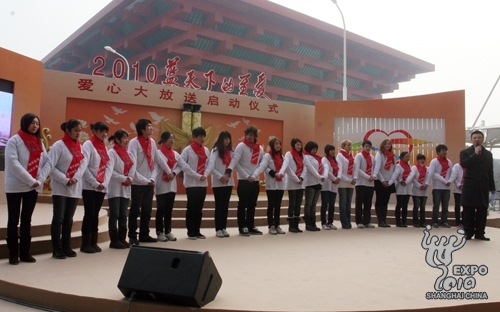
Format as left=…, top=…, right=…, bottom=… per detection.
left=117, top=246, right=222, bottom=308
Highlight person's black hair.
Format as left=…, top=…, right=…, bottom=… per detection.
left=291, top=138, right=303, bottom=156
left=135, top=119, right=152, bottom=135
left=324, top=144, right=335, bottom=155
left=90, top=122, right=109, bottom=133
left=158, top=131, right=173, bottom=145
left=304, top=141, right=319, bottom=153
left=108, top=130, right=128, bottom=144
left=470, top=130, right=484, bottom=139
left=213, top=130, right=232, bottom=158
left=60, top=119, right=81, bottom=132
left=269, top=137, right=282, bottom=156
left=192, top=127, right=206, bottom=138
left=416, top=153, right=426, bottom=161
left=399, top=151, right=409, bottom=160
left=244, top=125, right=259, bottom=138
left=435, top=144, right=448, bottom=153
left=20, top=113, right=41, bottom=140
left=362, top=140, right=372, bottom=147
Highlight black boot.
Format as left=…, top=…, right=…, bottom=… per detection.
left=311, top=216, right=321, bottom=231
left=19, top=236, right=36, bottom=263
left=295, top=217, right=303, bottom=232
left=91, top=232, right=102, bottom=252
left=6, top=237, right=19, bottom=265
left=288, top=218, right=298, bottom=233
left=80, top=233, right=95, bottom=253
left=119, top=228, right=130, bottom=248
left=304, top=215, right=314, bottom=231
left=109, top=230, right=126, bottom=249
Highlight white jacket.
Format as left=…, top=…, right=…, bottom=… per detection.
left=302, top=155, right=328, bottom=188
left=254, top=153, right=287, bottom=190
left=411, top=165, right=430, bottom=197
left=354, top=153, right=376, bottom=187
left=107, top=148, right=136, bottom=199
left=321, top=157, right=340, bottom=192
left=205, top=148, right=235, bottom=188
left=154, top=148, right=184, bottom=194
left=128, top=137, right=157, bottom=185
left=373, top=152, right=395, bottom=183
left=336, top=151, right=354, bottom=189
left=180, top=144, right=210, bottom=188
left=283, top=151, right=304, bottom=190
left=426, top=157, right=454, bottom=190
left=82, top=140, right=113, bottom=193
left=228, top=142, right=264, bottom=180
left=389, top=163, right=416, bottom=195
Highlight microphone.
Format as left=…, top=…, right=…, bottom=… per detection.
left=476, top=142, right=482, bottom=154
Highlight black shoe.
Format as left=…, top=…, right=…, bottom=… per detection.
left=440, top=222, right=451, bottom=228
left=63, top=247, right=77, bottom=257
left=419, top=223, right=426, bottom=228
left=248, top=227, right=263, bottom=235
left=306, top=225, right=316, bottom=231
left=196, top=233, right=206, bottom=239
left=239, top=227, right=250, bottom=236
left=384, top=222, right=392, bottom=228
left=129, top=237, right=140, bottom=246
left=396, top=223, right=403, bottom=228
left=378, top=223, right=385, bottom=228
left=402, top=224, right=408, bottom=228
left=139, top=235, right=158, bottom=243
left=432, top=223, right=439, bottom=228
left=52, top=248, right=66, bottom=260
left=413, top=224, right=420, bottom=228
left=475, top=236, right=490, bottom=241
left=466, top=236, right=473, bottom=241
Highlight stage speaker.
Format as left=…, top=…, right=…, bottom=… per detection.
left=117, top=246, right=222, bottom=308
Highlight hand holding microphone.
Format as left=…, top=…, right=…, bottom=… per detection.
left=475, top=143, right=482, bottom=155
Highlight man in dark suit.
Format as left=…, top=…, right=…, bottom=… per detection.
left=459, top=130, right=496, bottom=241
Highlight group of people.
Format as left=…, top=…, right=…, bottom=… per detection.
left=5, top=113, right=495, bottom=265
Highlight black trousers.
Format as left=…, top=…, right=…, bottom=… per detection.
left=412, top=196, right=427, bottom=225
left=6, top=190, right=38, bottom=239
left=463, top=205, right=487, bottom=238
left=108, top=197, right=128, bottom=232
left=81, top=189, right=106, bottom=234
left=454, top=193, right=463, bottom=226
left=156, top=192, right=176, bottom=234
left=236, top=180, right=260, bottom=230
left=355, top=186, right=374, bottom=225
left=128, top=185, right=154, bottom=238
left=321, top=191, right=337, bottom=225
left=395, top=195, right=411, bottom=224
left=266, top=189, right=284, bottom=227
left=185, top=187, right=207, bottom=236
left=51, top=195, right=79, bottom=249
left=374, top=180, right=393, bottom=223
left=288, top=189, right=304, bottom=218
left=213, top=186, right=233, bottom=231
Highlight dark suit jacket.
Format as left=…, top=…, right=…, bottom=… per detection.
left=459, top=146, right=495, bottom=208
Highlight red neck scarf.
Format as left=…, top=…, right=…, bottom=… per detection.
left=290, top=149, right=304, bottom=177
left=361, top=150, right=373, bottom=175
left=269, top=151, right=283, bottom=181
left=90, top=134, right=109, bottom=183
left=304, top=151, right=323, bottom=175
left=113, top=144, right=133, bottom=185
left=221, top=148, right=232, bottom=168
left=17, top=129, right=43, bottom=179
left=160, top=144, right=177, bottom=182
left=243, top=138, right=260, bottom=165
left=340, top=149, right=354, bottom=175
left=398, top=160, right=411, bottom=181
left=190, top=140, right=207, bottom=174
left=138, top=136, right=154, bottom=171
left=382, top=149, right=395, bottom=170
left=62, top=132, right=84, bottom=179
left=436, top=156, right=449, bottom=178
left=416, top=163, right=427, bottom=184
left=326, top=155, right=339, bottom=183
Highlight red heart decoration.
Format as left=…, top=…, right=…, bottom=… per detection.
left=363, top=128, right=413, bottom=154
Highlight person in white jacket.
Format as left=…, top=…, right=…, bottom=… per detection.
left=373, top=139, right=396, bottom=227
left=451, top=162, right=464, bottom=228
left=353, top=140, right=376, bottom=229
left=128, top=119, right=157, bottom=246
left=5, top=113, right=51, bottom=264
left=254, top=137, right=288, bottom=234
left=80, top=122, right=112, bottom=254
left=107, top=130, right=135, bottom=249
left=205, top=131, right=235, bottom=238
left=427, top=144, right=454, bottom=228
left=48, top=119, right=88, bottom=259
left=336, top=139, right=356, bottom=229
left=155, top=131, right=185, bottom=242
left=321, top=144, right=341, bottom=230
left=180, top=127, right=210, bottom=240
left=284, top=138, right=305, bottom=233
left=411, top=154, right=430, bottom=227
left=302, top=141, right=327, bottom=231
left=388, top=151, right=415, bottom=227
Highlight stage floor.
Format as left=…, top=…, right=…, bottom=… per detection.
left=2, top=221, right=500, bottom=311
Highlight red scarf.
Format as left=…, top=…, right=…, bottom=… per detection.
left=382, top=149, right=395, bottom=170
left=90, top=135, right=109, bottom=183
left=398, top=160, right=411, bottom=181
left=339, top=149, right=354, bottom=175
left=326, top=155, right=338, bottom=183
left=243, top=138, right=260, bottom=164
left=190, top=140, right=207, bottom=174
left=361, top=150, right=372, bottom=175
left=416, top=163, right=427, bottom=184
left=17, top=129, right=43, bottom=179
left=113, top=144, right=133, bottom=186
left=138, top=136, right=154, bottom=171
left=304, top=151, right=323, bottom=175
left=290, top=149, right=304, bottom=177
left=160, top=144, right=177, bottom=182
left=222, top=148, right=231, bottom=168
left=436, top=156, right=449, bottom=178
left=62, top=132, right=84, bottom=179
left=269, top=151, right=283, bottom=182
